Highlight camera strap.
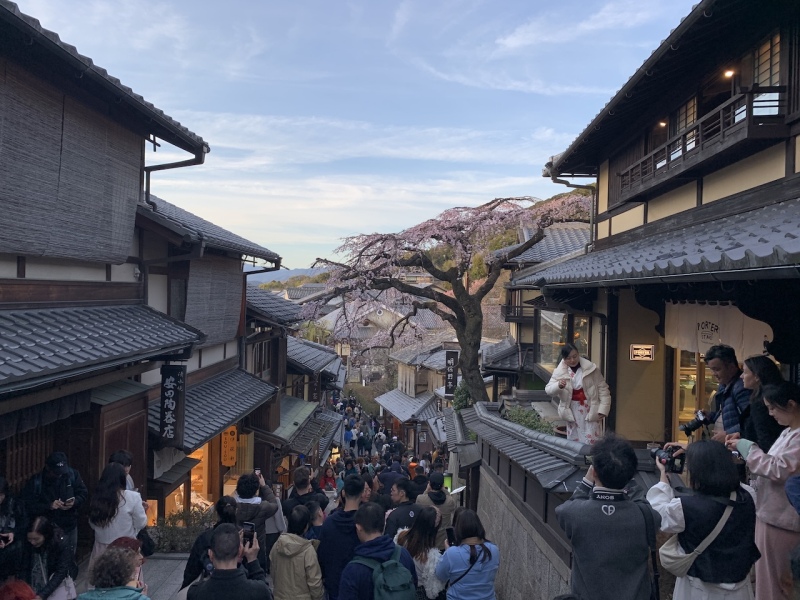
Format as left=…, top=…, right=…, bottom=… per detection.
left=636, top=503, right=660, bottom=600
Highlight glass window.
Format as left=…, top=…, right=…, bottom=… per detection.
left=537, top=310, right=568, bottom=372
left=673, top=350, right=718, bottom=441
left=572, top=316, right=590, bottom=357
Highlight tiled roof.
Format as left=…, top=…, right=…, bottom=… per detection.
left=481, top=339, right=535, bottom=374
left=0, top=1, right=207, bottom=154
left=323, top=357, right=345, bottom=390
left=285, top=287, right=319, bottom=300
left=271, top=395, right=317, bottom=442
left=0, top=305, right=204, bottom=393
left=517, top=199, right=800, bottom=287
left=286, top=337, right=339, bottom=374
left=502, top=223, right=590, bottom=265
left=247, top=284, right=302, bottom=326
left=148, top=369, right=278, bottom=453
left=138, top=197, right=280, bottom=263
left=427, top=416, right=446, bottom=443
left=374, top=389, right=437, bottom=423
left=408, top=308, right=449, bottom=330
left=316, top=409, right=344, bottom=458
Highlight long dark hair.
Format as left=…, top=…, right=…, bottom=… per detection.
left=686, top=440, right=740, bottom=497
left=397, top=506, right=439, bottom=562
left=744, top=355, right=783, bottom=402
left=28, top=516, right=61, bottom=549
left=215, top=496, right=237, bottom=524
left=454, top=509, right=492, bottom=563
left=89, top=463, right=127, bottom=527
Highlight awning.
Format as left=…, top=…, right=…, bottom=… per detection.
left=516, top=198, right=800, bottom=289
left=147, top=456, right=201, bottom=497
left=148, top=369, right=278, bottom=453
left=0, top=304, right=204, bottom=395
left=374, top=389, right=436, bottom=423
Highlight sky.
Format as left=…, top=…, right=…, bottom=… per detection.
left=16, top=0, right=697, bottom=269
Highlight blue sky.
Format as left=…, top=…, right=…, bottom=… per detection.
left=18, top=0, right=696, bottom=268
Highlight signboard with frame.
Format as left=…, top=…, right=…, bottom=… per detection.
left=630, top=344, right=655, bottom=361
left=159, top=364, right=187, bottom=448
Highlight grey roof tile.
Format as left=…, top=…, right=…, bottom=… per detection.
left=0, top=305, right=203, bottom=393
left=286, top=336, right=339, bottom=374
left=247, top=284, right=302, bottom=325
left=138, top=196, right=280, bottom=262
left=272, top=395, right=317, bottom=442
left=481, top=339, right=535, bottom=373
left=374, top=389, right=437, bottom=423
left=0, top=1, right=206, bottom=153
left=499, top=222, right=590, bottom=265
left=517, top=199, right=800, bottom=287
left=147, top=369, right=277, bottom=453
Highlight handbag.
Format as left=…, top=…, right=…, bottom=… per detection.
left=37, top=555, right=77, bottom=600
left=658, top=490, right=736, bottom=578
left=137, top=527, right=156, bottom=557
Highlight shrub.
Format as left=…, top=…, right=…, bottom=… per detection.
left=505, top=406, right=555, bottom=435
left=452, top=381, right=471, bottom=412
left=151, top=506, right=215, bottom=553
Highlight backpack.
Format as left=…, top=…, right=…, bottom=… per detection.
left=350, top=546, right=416, bottom=600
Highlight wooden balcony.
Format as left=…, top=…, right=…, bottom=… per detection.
left=501, top=304, right=536, bottom=322
left=617, top=87, right=788, bottom=204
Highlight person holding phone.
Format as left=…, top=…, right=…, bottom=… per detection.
left=234, top=473, right=278, bottom=571
left=21, top=452, right=88, bottom=562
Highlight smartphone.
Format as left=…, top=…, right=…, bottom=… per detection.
left=254, top=468, right=261, bottom=476
left=445, top=527, right=456, bottom=547
left=63, top=497, right=75, bottom=504
left=61, top=484, right=74, bottom=503
left=242, top=521, right=255, bottom=547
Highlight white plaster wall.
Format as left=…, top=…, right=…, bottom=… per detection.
left=226, top=340, right=238, bottom=358
left=111, top=262, right=137, bottom=282
left=25, top=258, right=106, bottom=281
left=0, top=255, right=17, bottom=278
left=148, top=274, right=168, bottom=314
left=202, top=343, right=226, bottom=367
left=140, top=366, right=162, bottom=387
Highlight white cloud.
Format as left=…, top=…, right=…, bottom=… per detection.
left=496, top=0, right=664, bottom=51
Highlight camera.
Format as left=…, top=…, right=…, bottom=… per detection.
left=650, top=445, right=685, bottom=474
left=679, top=410, right=709, bottom=436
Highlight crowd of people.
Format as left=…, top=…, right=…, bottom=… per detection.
left=177, top=443, right=499, bottom=600
left=0, top=449, right=150, bottom=600
left=555, top=344, right=800, bottom=600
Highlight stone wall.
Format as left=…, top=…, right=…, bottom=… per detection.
left=477, top=466, right=570, bottom=600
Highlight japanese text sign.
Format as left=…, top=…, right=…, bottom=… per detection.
left=445, top=351, right=458, bottom=398
left=160, top=364, right=187, bottom=449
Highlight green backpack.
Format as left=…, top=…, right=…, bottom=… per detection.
left=350, top=545, right=416, bottom=600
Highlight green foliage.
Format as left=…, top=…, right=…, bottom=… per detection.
left=505, top=406, right=555, bottom=435
left=258, top=270, right=329, bottom=291
left=467, top=254, right=488, bottom=281
left=452, top=380, right=472, bottom=412
left=152, top=507, right=215, bottom=553
left=486, top=229, right=519, bottom=252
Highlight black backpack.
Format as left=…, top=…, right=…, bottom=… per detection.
left=350, top=546, right=416, bottom=600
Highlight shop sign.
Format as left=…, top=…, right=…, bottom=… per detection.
left=221, top=426, right=238, bottom=467
left=445, top=351, right=458, bottom=397
left=309, top=376, right=321, bottom=403
left=630, top=344, right=655, bottom=361
left=159, top=365, right=186, bottom=449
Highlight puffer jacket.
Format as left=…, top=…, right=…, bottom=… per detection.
left=235, top=485, right=279, bottom=546
left=77, top=586, right=150, bottom=599
left=545, top=357, right=611, bottom=423
left=269, top=533, right=323, bottom=600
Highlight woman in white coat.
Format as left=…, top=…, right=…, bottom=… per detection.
left=545, top=343, right=611, bottom=445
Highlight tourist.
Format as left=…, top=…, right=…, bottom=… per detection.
left=17, top=516, right=74, bottom=600
left=235, top=472, right=279, bottom=570
left=181, top=496, right=238, bottom=589
left=416, top=473, right=456, bottom=551
left=78, top=546, right=149, bottom=599
left=270, top=506, right=323, bottom=600
left=317, top=475, right=363, bottom=600
left=384, top=478, right=420, bottom=539
left=396, top=505, right=446, bottom=599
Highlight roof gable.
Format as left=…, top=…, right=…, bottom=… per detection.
left=247, top=284, right=301, bottom=326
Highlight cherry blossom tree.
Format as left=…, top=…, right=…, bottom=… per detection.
left=307, top=193, right=591, bottom=404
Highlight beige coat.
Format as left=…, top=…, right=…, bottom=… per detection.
left=415, top=490, right=456, bottom=551
left=269, top=533, right=324, bottom=600
left=545, top=357, right=611, bottom=423
left=747, top=426, right=800, bottom=531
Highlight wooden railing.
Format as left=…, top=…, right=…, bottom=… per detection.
left=619, top=87, right=787, bottom=200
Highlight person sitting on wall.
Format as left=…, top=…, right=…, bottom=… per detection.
left=555, top=434, right=660, bottom=600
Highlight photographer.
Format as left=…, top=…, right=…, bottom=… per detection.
left=646, top=440, right=759, bottom=599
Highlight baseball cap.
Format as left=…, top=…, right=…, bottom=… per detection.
left=46, top=452, right=69, bottom=475
left=429, top=472, right=445, bottom=490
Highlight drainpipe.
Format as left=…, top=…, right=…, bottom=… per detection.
left=144, top=143, right=209, bottom=204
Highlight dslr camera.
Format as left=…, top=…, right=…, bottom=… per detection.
left=650, top=445, right=685, bottom=474
left=679, top=410, right=709, bottom=436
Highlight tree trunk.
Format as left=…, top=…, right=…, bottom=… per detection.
left=456, top=296, right=490, bottom=405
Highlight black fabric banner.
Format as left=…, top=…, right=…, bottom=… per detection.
left=160, top=365, right=187, bottom=449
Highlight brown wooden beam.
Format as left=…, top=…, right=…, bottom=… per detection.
left=0, top=279, right=143, bottom=306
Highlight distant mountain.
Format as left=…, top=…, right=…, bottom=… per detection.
left=245, top=266, right=325, bottom=283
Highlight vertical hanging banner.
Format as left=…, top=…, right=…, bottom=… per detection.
left=445, top=351, right=458, bottom=398
left=221, top=426, right=238, bottom=467
left=160, top=364, right=187, bottom=449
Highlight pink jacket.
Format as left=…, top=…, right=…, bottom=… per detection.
left=747, top=426, right=800, bottom=531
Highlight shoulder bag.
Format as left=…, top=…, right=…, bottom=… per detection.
left=636, top=503, right=660, bottom=600
left=658, top=490, right=736, bottom=578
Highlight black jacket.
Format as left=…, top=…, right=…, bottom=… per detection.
left=282, top=488, right=329, bottom=517
left=384, top=502, right=420, bottom=539
left=18, top=534, right=72, bottom=599
left=236, top=486, right=279, bottom=543
left=182, top=527, right=216, bottom=588
left=21, top=468, right=88, bottom=533
left=741, top=391, right=786, bottom=453
left=187, top=561, right=272, bottom=600
left=316, top=509, right=359, bottom=600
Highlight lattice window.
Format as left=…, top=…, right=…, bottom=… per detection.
left=755, top=32, right=781, bottom=87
